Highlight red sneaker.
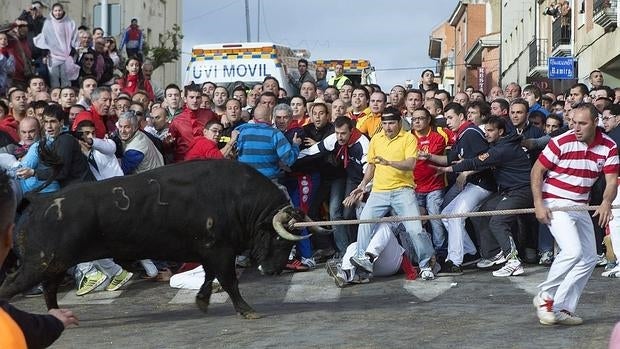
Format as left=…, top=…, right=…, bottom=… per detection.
left=285, top=259, right=309, bottom=272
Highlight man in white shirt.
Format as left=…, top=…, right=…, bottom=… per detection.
left=72, top=120, right=134, bottom=296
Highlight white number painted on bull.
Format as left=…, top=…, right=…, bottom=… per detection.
left=112, top=187, right=130, bottom=211
left=192, top=64, right=267, bottom=80
left=148, top=179, right=169, bottom=206
left=44, top=198, right=65, bottom=221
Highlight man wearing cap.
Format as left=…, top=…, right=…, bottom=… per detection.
left=345, top=107, right=436, bottom=280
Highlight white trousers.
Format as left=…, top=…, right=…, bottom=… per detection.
left=441, top=183, right=492, bottom=265
left=342, top=222, right=404, bottom=280
left=538, top=198, right=598, bottom=313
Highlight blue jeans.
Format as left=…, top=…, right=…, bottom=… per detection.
left=283, top=172, right=320, bottom=259
left=416, top=189, right=446, bottom=251
left=329, top=177, right=359, bottom=253
left=357, top=187, right=434, bottom=268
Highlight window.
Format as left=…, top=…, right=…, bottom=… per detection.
left=93, top=4, right=122, bottom=37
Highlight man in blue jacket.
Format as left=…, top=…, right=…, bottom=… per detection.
left=435, top=116, right=532, bottom=277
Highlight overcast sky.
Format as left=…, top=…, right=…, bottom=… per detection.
left=182, top=0, right=459, bottom=90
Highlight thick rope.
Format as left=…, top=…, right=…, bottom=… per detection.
left=293, top=204, right=620, bottom=228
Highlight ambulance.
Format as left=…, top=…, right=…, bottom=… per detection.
left=314, top=59, right=377, bottom=86
left=184, top=42, right=315, bottom=94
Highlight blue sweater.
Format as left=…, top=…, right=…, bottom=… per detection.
left=236, top=122, right=300, bottom=179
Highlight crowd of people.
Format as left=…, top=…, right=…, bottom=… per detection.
left=0, top=2, right=619, bottom=338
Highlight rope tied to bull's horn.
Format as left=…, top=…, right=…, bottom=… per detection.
left=291, top=204, right=620, bottom=228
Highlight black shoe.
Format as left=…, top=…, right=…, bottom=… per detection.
left=312, top=248, right=336, bottom=263
left=22, top=284, right=43, bottom=298
left=438, top=260, right=463, bottom=276
left=462, top=253, right=481, bottom=267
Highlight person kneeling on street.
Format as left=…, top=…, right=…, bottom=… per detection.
left=326, top=222, right=418, bottom=288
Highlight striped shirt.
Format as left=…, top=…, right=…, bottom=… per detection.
left=538, top=129, right=619, bottom=203
left=236, top=122, right=300, bottom=179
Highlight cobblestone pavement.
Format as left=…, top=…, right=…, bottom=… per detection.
left=10, top=264, right=620, bottom=348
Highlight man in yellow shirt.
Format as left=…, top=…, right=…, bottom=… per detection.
left=356, top=91, right=387, bottom=139
left=346, top=107, right=436, bottom=280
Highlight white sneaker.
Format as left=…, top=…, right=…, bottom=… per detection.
left=597, top=253, right=608, bottom=267
left=602, top=264, right=620, bottom=278
left=555, top=310, right=583, bottom=325
left=533, top=292, right=556, bottom=325
left=539, top=250, right=554, bottom=265
left=301, top=257, right=316, bottom=269
left=476, top=251, right=507, bottom=269
left=420, top=267, right=435, bottom=280
left=492, top=259, right=524, bottom=277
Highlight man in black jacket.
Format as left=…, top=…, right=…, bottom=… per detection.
left=435, top=116, right=532, bottom=277
left=0, top=170, right=78, bottom=348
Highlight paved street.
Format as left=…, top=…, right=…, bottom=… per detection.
left=10, top=264, right=620, bottom=348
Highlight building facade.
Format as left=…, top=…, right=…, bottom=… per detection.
left=428, top=22, right=456, bottom=94
left=449, top=1, right=488, bottom=93
left=0, top=0, right=183, bottom=87
left=575, top=0, right=620, bottom=88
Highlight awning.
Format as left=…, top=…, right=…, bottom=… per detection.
left=464, top=32, right=501, bottom=66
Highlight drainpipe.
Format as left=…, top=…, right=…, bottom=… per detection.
left=499, top=0, right=503, bottom=88
left=101, top=0, right=108, bottom=35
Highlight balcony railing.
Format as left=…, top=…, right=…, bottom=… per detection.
left=529, top=38, right=548, bottom=72
left=552, top=16, right=571, bottom=51
left=594, top=0, right=618, bottom=31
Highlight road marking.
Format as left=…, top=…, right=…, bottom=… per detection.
left=506, top=265, right=547, bottom=296
left=403, top=276, right=455, bottom=301
left=169, top=288, right=229, bottom=304
left=59, top=289, right=123, bottom=305
left=284, top=271, right=341, bottom=303
left=168, top=269, right=244, bottom=304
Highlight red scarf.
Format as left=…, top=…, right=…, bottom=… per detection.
left=455, top=121, right=474, bottom=140
left=336, top=128, right=362, bottom=168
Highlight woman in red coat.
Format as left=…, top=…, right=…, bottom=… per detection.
left=117, top=56, right=154, bottom=101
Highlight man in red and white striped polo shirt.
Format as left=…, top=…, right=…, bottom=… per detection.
left=531, top=103, right=619, bottom=326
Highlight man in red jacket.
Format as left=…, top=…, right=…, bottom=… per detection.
left=72, top=86, right=112, bottom=138
left=6, top=20, right=32, bottom=88
left=1, top=89, right=28, bottom=142
left=168, top=84, right=216, bottom=162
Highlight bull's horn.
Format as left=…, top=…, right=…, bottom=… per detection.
left=304, top=214, right=334, bottom=235
left=273, top=210, right=310, bottom=241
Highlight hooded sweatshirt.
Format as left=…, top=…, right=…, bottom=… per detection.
left=452, top=131, right=532, bottom=192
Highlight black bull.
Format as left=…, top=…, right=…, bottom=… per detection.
left=0, top=160, right=329, bottom=319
